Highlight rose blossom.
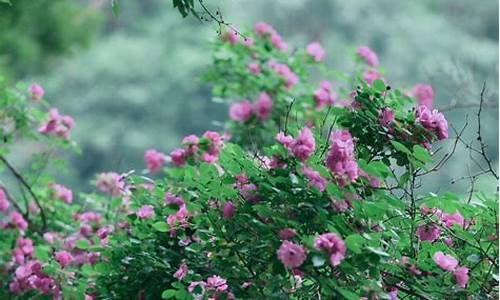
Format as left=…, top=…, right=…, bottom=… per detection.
left=433, top=251, right=458, bottom=272
left=277, top=241, right=307, bottom=269
left=306, top=42, right=325, bottom=62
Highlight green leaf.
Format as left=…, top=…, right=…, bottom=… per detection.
left=111, top=0, right=120, bottom=17
left=152, top=221, right=169, bottom=232
left=373, top=79, right=386, bottom=92
left=413, top=145, right=432, bottom=163
left=366, top=247, right=390, bottom=257
left=162, top=289, right=177, bottom=299
left=34, top=245, right=51, bottom=261
left=75, top=239, right=89, bottom=250
left=391, top=141, right=411, bottom=155
left=336, top=287, right=360, bottom=300
left=345, top=234, right=365, bottom=254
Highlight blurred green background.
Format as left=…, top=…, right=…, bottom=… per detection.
left=2, top=0, right=498, bottom=195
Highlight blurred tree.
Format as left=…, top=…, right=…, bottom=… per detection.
left=0, top=0, right=102, bottom=80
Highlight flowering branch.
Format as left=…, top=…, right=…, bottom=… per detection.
left=0, top=155, right=48, bottom=231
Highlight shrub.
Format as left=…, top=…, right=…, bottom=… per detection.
left=0, top=22, right=497, bottom=300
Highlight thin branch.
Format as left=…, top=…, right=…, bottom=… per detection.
left=0, top=156, right=47, bottom=231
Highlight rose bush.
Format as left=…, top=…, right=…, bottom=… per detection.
left=0, top=22, right=498, bottom=299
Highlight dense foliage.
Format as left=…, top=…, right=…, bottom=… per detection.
left=0, top=21, right=498, bottom=300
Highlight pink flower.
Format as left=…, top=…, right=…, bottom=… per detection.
left=412, top=84, right=434, bottom=108
left=137, top=205, right=155, bottom=219
left=314, top=233, right=346, bottom=266
left=328, top=130, right=355, bottom=160
left=203, top=131, right=225, bottom=158
left=363, top=70, right=382, bottom=85
left=356, top=46, right=379, bottom=67
left=444, top=238, right=454, bottom=247
left=270, top=33, right=288, bottom=51
left=144, top=149, right=166, bottom=173
left=43, top=232, right=58, bottom=244
left=302, top=167, right=327, bottom=192
left=0, top=188, right=10, bottom=212
left=247, top=62, right=261, bottom=75
left=278, top=228, right=296, bottom=240
left=254, top=22, right=277, bottom=36
left=165, top=192, right=185, bottom=206
left=306, top=42, right=325, bottom=62
left=290, top=128, right=316, bottom=162
left=173, top=263, right=188, bottom=280
left=441, top=212, right=465, bottom=228
left=253, top=92, right=273, bottom=120
left=277, top=241, right=307, bottom=269
left=55, top=251, right=73, bottom=268
left=242, top=37, right=254, bottom=47
left=433, top=251, right=458, bottom=272
left=10, top=211, right=28, bottom=232
left=415, top=105, right=449, bottom=140
left=170, top=148, right=187, bottom=167
left=29, top=84, right=45, bottom=101
left=453, top=267, right=469, bottom=288
left=206, top=275, right=229, bottom=292
left=388, top=288, right=398, bottom=300
left=95, top=172, right=124, bottom=197
left=222, top=29, right=239, bottom=45
left=16, top=238, right=34, bottom=256
left=379, top=108, right=395, bottom=126
left=38, top=108, right=75, bottom=139
left=276, top=132, right=294, bottom=148
left=416, top=225, right=440, bottom=242
left=269, top=61, right=299, bottom=89
left=222, top=202, right=235, bottom=219
left=50, top=183, right=73, bottom=204
left=313, top=81, right=337, bottom=111
left=229, top=101, right=253, bottom=123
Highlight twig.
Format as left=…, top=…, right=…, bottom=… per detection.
left=0, top=155, right=47, bottom=231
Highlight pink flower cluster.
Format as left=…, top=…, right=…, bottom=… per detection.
left=277, top=240, right=307, bottom=269
left=50, top=183, right=73, bottom=204
left=416, top=225, right=441, bottom=242
left=229, top=92, right=273, bottom=123
left=254, top=22, right=288, bottom=51
left=0, top=188, right=10, bottom=212
left=247, top=62, right=261, bottom=75
left=314, top=233, right=346, bottom=266
left=379, top=107, right=395, bottom=127
left=165, top=193, right=189, bottom=237
left=433, top=252, right=469, bottom=288
left=144, top=149, right=166, bottom=173
left=415, top=105, right=448, bottom=140
left=137, top=205, right=155, bottom=219
left=38, top=108, right=75, bottom=139
left=306, top=42, right=325, bottom=62
left=173, top=263, right=188, bottom=280
left=412, top=84, right=434, bottom=108
left=326, top=130, right=359, bottom=186
left=188, top=275, right=233, bottom=300
left=9, top=211, right=28, bottom=233
left=10, top=260, right=60, bottom=298
left=170, top=131, right=226, bottom=166
left=313, top=81, right=337, bottom=111
left=276, top=128, right=316, bottom=162
left=222, top=201, right=235, bottom=219
left=234, top=174, right=260, bottom=203
left=356, top=46, right=379, bottom=67
left=268, top=60, right=299, bottom=89
left=95, top=172, right=125, bottom=198
left=421, top=207, right=467, bottom=229
left=302, top=167, right=327, bottom=192
left=363, top=70, right=382, bottom=86
left=28, top=84, right=44, bottom=101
